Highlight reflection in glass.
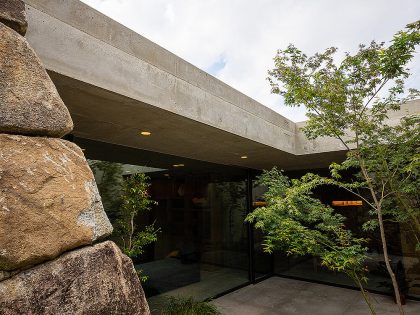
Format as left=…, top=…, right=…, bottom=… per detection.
left=88, top=157, right=249, bottom=311
left=143, top=175, right=249, bottom=306
left=83, top=136, right=420, bottom=306
left=265, top=173, right=420, bottom=300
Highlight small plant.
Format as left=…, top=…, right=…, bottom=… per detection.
left=115, top=173, right=159, bottom=258
left=161, top=296, right=220, bottom=315
left=89, top=161, right=160, bottom=282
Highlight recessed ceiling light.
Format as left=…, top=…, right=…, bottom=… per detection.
left=140, top=131, right=151, bottom=136
left=173, top=164, right=185, bottom=168
left=240, top=156, right=248, bottom=159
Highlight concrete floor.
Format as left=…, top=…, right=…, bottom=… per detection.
left=147, top=265, right=248, bottom=314
left=212, top=277, right=420, bottom=315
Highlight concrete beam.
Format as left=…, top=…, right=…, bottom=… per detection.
left=21, top=0, right=420, bottom=170
left=24, top=0, right=296, bottom=154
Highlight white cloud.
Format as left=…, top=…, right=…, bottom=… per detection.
left=81, top=0, right=420, bottom=122
left=164, top=3, right=175, bottom=24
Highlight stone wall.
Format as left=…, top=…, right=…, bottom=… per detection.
left=0, top=1, right=150, bottom=313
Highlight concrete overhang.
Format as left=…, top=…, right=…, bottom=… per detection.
left=21, top=0, right=420, bottom=170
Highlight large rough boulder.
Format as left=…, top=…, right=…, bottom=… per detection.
left=0, top=134, right=113, bottom=273
left=0, top=241, right=150, bottom=315
left=0, top=0, right=27, bottom=36
left=0, top=22, right=73, bottom=137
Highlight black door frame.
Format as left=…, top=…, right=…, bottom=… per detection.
left=246, top=169, right=274, bottom=284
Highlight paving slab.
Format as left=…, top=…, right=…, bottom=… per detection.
left=212, top=277, right=420, bottom=315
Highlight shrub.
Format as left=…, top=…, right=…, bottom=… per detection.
left=161, top=296, right=220, bottom=315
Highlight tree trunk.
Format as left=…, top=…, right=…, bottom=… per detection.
left=128, top=212, right=135, bottom=251
left=358, top=158, right=404, bottom=314
left=353, top=272, right=376, bottom=315
left=377, top=205, right=405, bottom=315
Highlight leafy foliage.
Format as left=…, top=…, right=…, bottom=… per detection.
left=89, top=160, right=123, bottom=220
left=246, top=168, right=368, bottom=280
left=265, top=20, right=420, bottom=313
left=161, top=296, right=220, bottom=315
left=362, top=115, right=419, bottom=234
left=268, top=21, right=420, bottom=146
left=89, top=161, right=159, bottom=282
left=116, top=173, right=159, bottom=258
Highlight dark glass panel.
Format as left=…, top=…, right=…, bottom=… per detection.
left=255, top=167, right=419, bottom=299
left=252, top=182, right=273, bottom=278
left=143, top=173, right=249, bottom=305
left=77, top=138, right=250, bottom=310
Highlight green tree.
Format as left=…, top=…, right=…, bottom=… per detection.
left=264, top=21, right=420, bottom=314
left=89, top=161, right=159, bottom=281
left=116, top=173, right=159, bottom=259
left=246, top=169, right=374, bottom=313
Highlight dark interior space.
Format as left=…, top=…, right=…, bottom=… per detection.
left=76, top=137, right=420, bottom=304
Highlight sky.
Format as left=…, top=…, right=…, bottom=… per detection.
left=80, top=0, right=420, bottom=122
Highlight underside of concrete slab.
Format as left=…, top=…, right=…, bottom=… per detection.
left=21, top=0, right=420, bottom=170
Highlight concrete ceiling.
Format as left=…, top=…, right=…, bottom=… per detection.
left=25, top=0, right=347, bottom=172
left=26, top=1, right=416, bottom=173
left=51, top=71, right=346, bottom=171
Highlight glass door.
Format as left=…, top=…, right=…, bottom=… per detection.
left=247, top=170, right=274, bottom=282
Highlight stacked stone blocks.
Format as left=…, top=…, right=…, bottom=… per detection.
left=0, top=1, right=149, bottom=314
